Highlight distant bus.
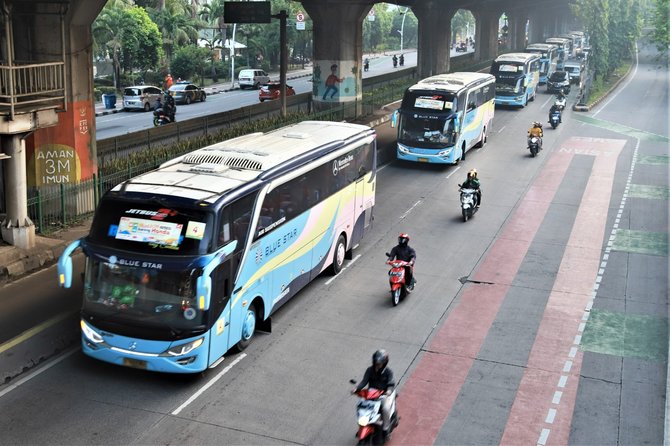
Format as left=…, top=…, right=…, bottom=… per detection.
left=559, top=34, right=576, bottom=58
left=545, top=37, right=572, bottom=68
left=525, top=43, right=559, bottom=84
left=58, top=121, right=377, bottom=373
left=569, top=31, right=586, bottom=57
left=391, top=72, right=496, bottom=164
left=490, top=52, right=541, bottom=107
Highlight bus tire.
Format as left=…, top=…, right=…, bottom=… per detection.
left=330, top=234, right=347, bottom=275
left=234, top=303, right=257, bottom=352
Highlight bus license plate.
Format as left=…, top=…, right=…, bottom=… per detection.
left=418, top=157, right=429, bottom=163
left=123, top=357, right=147, bottom=370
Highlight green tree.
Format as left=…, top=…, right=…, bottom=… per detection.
left=171, top=45, right=210, bottom=83
left=649, top=0, right=669, bottom=54
left=363, top=4, right=394, bottom=53
left=93, top=0, right=135, bottom=89
left=451, top=9, right=475, bottom=44
left=122, top=7, right=163, bottom=75
left=150, top=0, right=201, bottom=63
left=572, top=0, right=610, bottom=78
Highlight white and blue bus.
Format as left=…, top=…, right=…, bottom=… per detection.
left=490, top=52, right=541, bottom=107
left=58, top=121, right=377, bottom=373
left=545, top=37, right=572, bottom=69
left=391, top=72, right=495, bottom=164
left=525, top=43, right=559, bottom=84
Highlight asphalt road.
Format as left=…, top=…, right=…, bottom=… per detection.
left=0, top=44, right=666, bottom=445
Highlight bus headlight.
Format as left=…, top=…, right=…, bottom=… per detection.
left=437, top=148, right=452, bottom=157
left=397, top=145, right=410, bottom=154
left=162, top=338, right=204, bottom=357
left=81, top=319, right=104, bottom=343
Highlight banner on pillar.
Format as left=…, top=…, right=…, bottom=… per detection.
left=312, top=60, right=359, bottom=103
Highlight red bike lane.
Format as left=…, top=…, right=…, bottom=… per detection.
left=391, top=137, right=626, bottom=445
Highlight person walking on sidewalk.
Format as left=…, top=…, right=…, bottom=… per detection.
left=164, top=73, right=173, bottom=90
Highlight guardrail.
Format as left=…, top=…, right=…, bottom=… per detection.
left=0, top=62, right=66, bottom=120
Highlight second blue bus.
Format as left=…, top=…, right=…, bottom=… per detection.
left=490, top=52, right=541, bottom=107
left=525, top=43, right=559, bottom=84
left=391, top=72, right=496, bottom=164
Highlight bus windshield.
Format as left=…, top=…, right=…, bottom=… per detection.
left=398, top=113, right=458, bottom=148
left=88, top=198, right=215, bottom=255
left=401, top=90, right=458, bottom=112
left=83, top=259, right=206, bottom=329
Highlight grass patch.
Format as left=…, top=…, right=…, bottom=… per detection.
left=587, top=62, right=631, bottom=107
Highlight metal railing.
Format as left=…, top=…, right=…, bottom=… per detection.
left=0, top=62, right=66, bottom=120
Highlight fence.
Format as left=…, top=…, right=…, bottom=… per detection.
left=0, top=62, right=66, bottom=120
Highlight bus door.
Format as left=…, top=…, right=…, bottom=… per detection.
left=207, top=257, right=235, bottom=362
left=351, top=143, right=375, bottom=245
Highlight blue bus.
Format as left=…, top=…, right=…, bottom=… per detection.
left=391, top=72, right=496, bottom=164
left=525, top=43, right=559, bottom=84
left=58, top=121, right=377, bottom=373
left=490, top=53, right=541, bottom=107
left=545, top=37, right=572, bottom=69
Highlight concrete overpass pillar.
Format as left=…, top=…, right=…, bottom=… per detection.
left=412, top=2, right=455, bottom=78
left=528, top=13, right=547, bottom=43
left=301, top=1, right=370, bottom=118
left=1, top=135, right=34, bottom=249
left=474, top=9, right=501, bottom=62
left=507, top=10, right=529, bottom=51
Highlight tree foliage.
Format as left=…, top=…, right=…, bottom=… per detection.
left=649, top=0, right=669, bottom=53
left=171, top=44, right=210, bottom=82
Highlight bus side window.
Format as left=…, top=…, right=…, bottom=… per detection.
left=229, top=192, right=257, bottom=252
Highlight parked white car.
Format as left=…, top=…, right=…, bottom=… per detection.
left=122, top=85, right=163, bottom=112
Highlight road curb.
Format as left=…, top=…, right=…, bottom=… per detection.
left=573, top=59, right=635, bottom=113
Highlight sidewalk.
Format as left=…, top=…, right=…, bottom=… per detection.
left=95, top=67, right=314, bottom=117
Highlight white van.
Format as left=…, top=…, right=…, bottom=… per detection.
left=238, top=69, right=270, bottom=89
left=122, top=85, right=163, bottom=111
left=563, top=61, right=582, bottom=84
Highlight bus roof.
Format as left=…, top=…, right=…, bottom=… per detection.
left=493, top=52, right=541, bottom=63
left=526, top=43, right=558, bottom=51
left=410, top=72, right=495, bottom=93
left=546, top=37, right=571, bottom=44
left=110, top=121, right=374, bottom=204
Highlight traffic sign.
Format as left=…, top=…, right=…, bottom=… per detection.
left=296, top=11, right=305, bottom=22
left=296, top=21, right=305, bottom=30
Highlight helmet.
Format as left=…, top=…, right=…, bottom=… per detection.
left=533, top=121, right=542, bottom=128
left=398, top=233, right=410, bottom=246
left=372, top=349, right=389, bottom=369
left=468, top=168, right=478, bottom=179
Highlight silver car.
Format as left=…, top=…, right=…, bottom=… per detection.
left=122, top=85, right=163, bottom=112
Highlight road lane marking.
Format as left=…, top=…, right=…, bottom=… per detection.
left=0, top=311, right=75, bottom=355
left=399, top=200, right=422, bottom=220
left=171, top=353, right=247, bottom=415
left=324, top=254, right=361, bottom=286
left=445, top=166, right=461, bottom=179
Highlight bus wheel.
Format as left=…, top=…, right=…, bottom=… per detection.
left=235, top=304, right=257, bottom=352
left=330, top=234, right=346, bottom=275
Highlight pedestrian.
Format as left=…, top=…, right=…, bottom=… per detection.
left=165, top=73, right=173, bottom=90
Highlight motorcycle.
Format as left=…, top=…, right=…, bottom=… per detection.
left=459, top=187, right=479, bottom=222
left=385, top=254, right=413, bottom=306
left=153, top=107, right=174, bottom=126
left=554, top=95, right=567, bottom=111
left=350, top=380, right=399, bottom=445
left=528, top=136, right=541, bottom=157
left=549, top=110, right=561, bottom=129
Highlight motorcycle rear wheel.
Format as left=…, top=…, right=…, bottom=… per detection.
left=153, top=116, right=159, bottom=127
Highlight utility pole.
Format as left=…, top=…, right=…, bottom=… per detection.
left=272, top=10, right=288, bottom=117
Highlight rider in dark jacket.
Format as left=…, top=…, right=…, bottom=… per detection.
left=460, top=168, right=481, bottom=207
left=352, top=350, right=396, bottom=438
left=388, top=233, right=416, bottom=288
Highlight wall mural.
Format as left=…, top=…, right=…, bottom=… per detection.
left=312, top=60, right=360, bottom=102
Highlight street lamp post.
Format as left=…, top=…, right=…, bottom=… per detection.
left=398, top=6, right=409, bottom=51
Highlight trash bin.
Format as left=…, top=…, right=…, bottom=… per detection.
left=102, top=93, right=117, bottom=109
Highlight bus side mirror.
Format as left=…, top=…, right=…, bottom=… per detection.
left=197, top=240, right=238, bottom=311
left=390, top=110, right=399, bottom=128
left=57, top=239, right=82, bottom=288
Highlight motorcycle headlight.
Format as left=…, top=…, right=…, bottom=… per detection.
left=162, top=338, right=204, bottom=357
left=81, top=319, right=104, bottom=343
left=358, top=416, right=370, bottom=426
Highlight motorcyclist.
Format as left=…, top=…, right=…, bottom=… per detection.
left=528, top=121, right=543, bottom=149
left=459, top=168, right=481, bottom=208
left=364, top=58, right=370, bottom=72
left=392, top=54, right=398, bottom=68
left=387, top=233, right=416, bottom=288
left=555, top=89, right=567, bottom=110
left=352, top=350, right=396, bottom=440
left=399, top=54, right=404, bottom=66
left=548, top=103, right=562, bottom=124
left=162, top=91, right=176, bottom=123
